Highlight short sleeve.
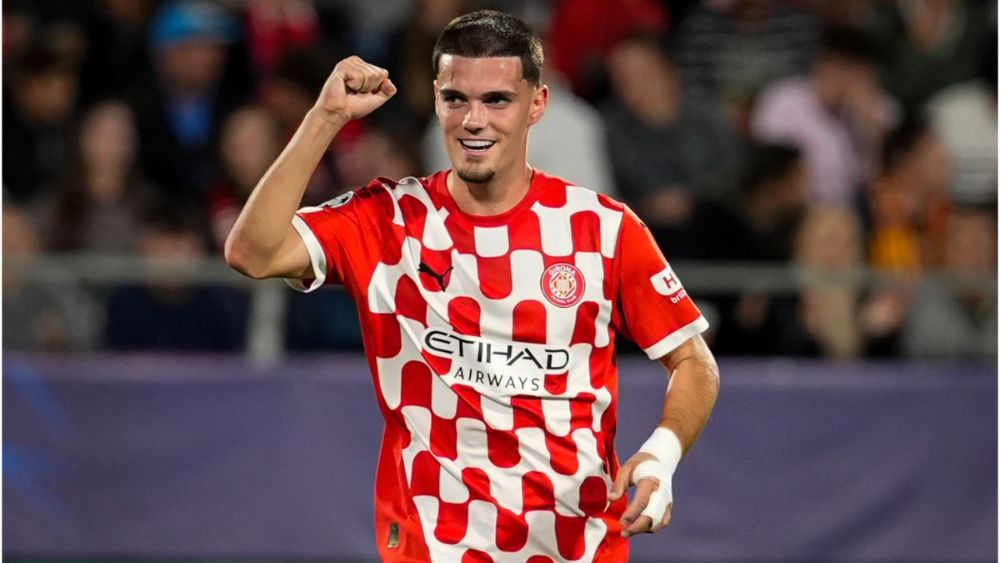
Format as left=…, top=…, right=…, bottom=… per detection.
left=284, top=179, right=386, bottom=295
left=613, top=207, right=708, bottom=359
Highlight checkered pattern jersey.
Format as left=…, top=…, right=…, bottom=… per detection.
left=287, top=170, right=708, bottom=562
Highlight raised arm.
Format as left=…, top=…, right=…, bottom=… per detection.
left=224, top=56, right=396, bottom=280
left=609, top=333, right=720, bottom=537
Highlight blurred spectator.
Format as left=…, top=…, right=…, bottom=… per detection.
left=38, top=100, right=154, bottom=254
left=706, top=204, right=869, bottom=358
left=3, top=202, right=100, bottom=352
left=692, top=142, right=806, bottom=262
left=104, top=203, right=248, bottom=351
left=380, top=0, right=472, bottom=140
left=423, top=65, right=616, bottom=196
left=335, top=0, right=410, bottom=64
left=793, top=198, right=936, bottom=360
left=259, top=47, right=330, bottom=131
left=692, top=143, right=808, bottom=355
left=3, top=0, right=37, bottom=64
left=601, top=35, right=741, bottom=250
left=546, top=0, right=669, bottom=102
left=868, top=116, right=952, bottom=273
left=793, top=205, right=867, bottom=359
left=2, top=40, right=80, bottom=203
left=859, top=116, right=954, bottom=357
left=129, top=0, right=245, bottom=201
left=872, top=0, right=992, bottom=112
left=812, top=0, right=879, bottom=29
left=206, top=104, right=283, bottom=250
left=258, top=47, right=356, bottom=205
left=76, top=0, right=158, bottom=105
left=342, top=125, right=422, bottom=187
left=926, top=30, right=997, bottom=205
left=902, top=205, right=997, bottom=360
left=673, top=0, right=819, bottom=128
left=752, top=25, right=896, bottom=205
left=243, top=0, right=320, bottom=79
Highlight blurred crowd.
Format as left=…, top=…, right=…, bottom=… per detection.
left=3, top=0, right=997, bottom=360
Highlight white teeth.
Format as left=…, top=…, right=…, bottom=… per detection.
left=460, top=140, right=495, bottom=150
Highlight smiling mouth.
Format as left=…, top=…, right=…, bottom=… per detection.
left=459, top=139, right=496, bottom=154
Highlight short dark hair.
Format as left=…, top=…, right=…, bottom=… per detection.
left=432, top=10, right=544, bottom=85
left=882, top=114, right=931, bottom=171
left=821, top=25, right=879, bottom=65
left=742, top=143, right=802, bottom=195
left=14, top=40, right=74, bottom=81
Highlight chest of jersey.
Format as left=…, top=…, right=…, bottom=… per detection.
left=365, top=182, right=620, bottom=400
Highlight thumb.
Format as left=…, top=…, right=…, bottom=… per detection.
left=324, top=73, right=347, bottom=101
left=378, top=78, right=397, bottom=98
left=608, top=463, right=632, bottom=502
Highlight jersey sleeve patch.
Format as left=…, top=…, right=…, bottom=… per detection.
left=615, top=206, right=708, bottom=356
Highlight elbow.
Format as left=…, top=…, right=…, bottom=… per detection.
left=707, top=356, right=721, bottom=395
left=224, top=235, right=268, bottom=280
left=702, top=355, right=721, bottom=407
left=700, top=348, right=721, bottom=392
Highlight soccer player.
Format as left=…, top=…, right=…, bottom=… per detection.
left=226, top=10, right=719, bottom=562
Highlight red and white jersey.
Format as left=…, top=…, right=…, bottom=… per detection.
left=288, top=170, right=707, bottom=562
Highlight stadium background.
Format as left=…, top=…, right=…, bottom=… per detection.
left=3, top=0, right=996, bottom=561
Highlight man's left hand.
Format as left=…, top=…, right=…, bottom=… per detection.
left=608, top=452, right=675, bottom=537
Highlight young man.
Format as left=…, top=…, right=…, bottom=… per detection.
left=226, top=10, right=719, bottom=562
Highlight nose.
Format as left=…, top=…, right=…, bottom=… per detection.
left=462, top=101, right=486, bottom=132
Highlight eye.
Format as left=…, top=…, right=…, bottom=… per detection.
left=442, top=93, right=465, bottom=106
left=485, top=96, right=511, bottom=107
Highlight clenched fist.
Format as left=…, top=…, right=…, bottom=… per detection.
left=315, top=56, right=397, bottom=122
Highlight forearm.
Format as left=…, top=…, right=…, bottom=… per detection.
left=657, top=351, right=720, bottom=454
left=225, top=109, right=347, bottom=275
left=614, top=339, right=720, bottom=535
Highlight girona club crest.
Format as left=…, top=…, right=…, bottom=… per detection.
left=540, top=263, right=586, bottom=308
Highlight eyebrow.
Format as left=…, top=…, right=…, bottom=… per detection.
left=439, top=88, right=518, bottom=100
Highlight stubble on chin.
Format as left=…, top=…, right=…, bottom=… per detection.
left=455, top=166, right=495, bottom=184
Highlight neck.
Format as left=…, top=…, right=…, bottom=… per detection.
left=743, top=195, right=777, bottom=231
left=86, top=168, right=128, bottom=204
left=813, top=68, right=842, bottom=110
left=641, top=96, right=680, bottom=127
left=448, top=163, right=533, bottom=216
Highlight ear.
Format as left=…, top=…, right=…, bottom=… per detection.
left=528, top=84, right=549, bottom=126
left=433, top=79, right=444, bottom=118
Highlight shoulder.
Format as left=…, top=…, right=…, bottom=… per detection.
left=753, top=77, right=814, bottom=128
left=302, top=173, right=443, bottom=217
left=757, top=77, right=810, bottom=105
left=533, top=169, right=628, bottom=214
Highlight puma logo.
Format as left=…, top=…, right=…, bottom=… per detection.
left=418, top=262, right=453, bottom=291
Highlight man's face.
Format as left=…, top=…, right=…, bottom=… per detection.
left=831, top=57, right=878, bottom=104
left=607, top=40, right=678, bottom=122
left=434, top=55, right=547, bottom=184
left=158, top=39, right=226, bottom=94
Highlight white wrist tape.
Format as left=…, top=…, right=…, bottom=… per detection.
left=638, top=427, right=683, bottom=473
left=631, top=458, right=673, bottom=524
left=633, top=428, right=683, bottom=526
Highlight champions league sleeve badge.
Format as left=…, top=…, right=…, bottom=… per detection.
left=321, top=191, right=355, bottom=208
left=540, top=263, right=586, bottom=308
